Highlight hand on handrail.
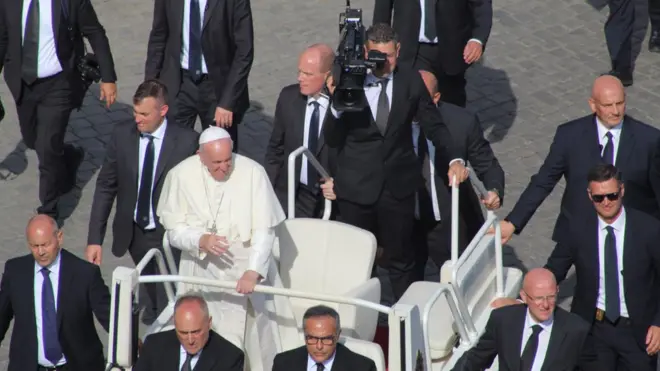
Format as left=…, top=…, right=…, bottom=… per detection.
left=481, top=191, right=501, bottom=210
left=320, top=177, right=336, bottom=201
left=487, top=220, right=515, bottom=245
left=448, top=161, right=469, bottom=186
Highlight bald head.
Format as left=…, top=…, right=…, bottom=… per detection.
left=26, top=215, right=62, bottom=267
left=298, top=44, right=335, bottom=97
left=523, top=268, right=557, bottom=292
left=419, top=70, right=440, bottom=105
left=521, top=268, right=558, bottom=322
left=589, top=75, right=626, bottom=128
left=303, top=43, right=335, bottom=73
left=174, top=295, right=212, bottom=354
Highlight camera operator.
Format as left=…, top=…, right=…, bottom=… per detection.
left=0, top=0, right=118, bottom=221
left=325, top=23, right=468, bottom=300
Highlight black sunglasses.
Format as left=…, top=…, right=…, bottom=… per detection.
left=591, top=192, right=620, bottom=203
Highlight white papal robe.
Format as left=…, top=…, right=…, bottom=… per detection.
left=157, top=153, right=286, bottom=353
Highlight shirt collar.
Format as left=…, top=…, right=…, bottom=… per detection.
left=366, top=72, right=393, bottom=86
left=598, top=206, right=626, bottom=232
left=180, top=345, right=202, bottom=360
left=307, top=351, right=336, bottom=370
left=525, top=308, right=553, bottom=330
left=307, top=94, right=330, bottom=110
left=34, top=250, right=62, bottom=275
left=144, top=118, right=168, bottom=140
left=596, top=117, right=623, bottom=141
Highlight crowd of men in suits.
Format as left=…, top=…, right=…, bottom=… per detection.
left=3, top=0, right=660, bottom=368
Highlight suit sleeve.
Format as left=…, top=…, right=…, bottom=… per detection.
left=87, top=128, right=119, bottom=246
left=77, top=0, right=117, bottom=82
left=226, top=349, right=245, bottom=371
left=453, top=311, right=499, bottom=370
left=648, top=137, right=660, bottom=215
left=468, top=0, right=493, bottom=45
left=647, top=226, right=660, bottom=326
left=0, top=0, right=7, bottom=74
left=0, top=263, right=14, bottom=344
left=88, top=264, right=112, bottom=332
left=271, top=353, right=284, bottom=371
left=372, top=0, right=394, bottom=24
left=505, top=126, right=568, bottom=233
left=145, top=0, right=168, bottom=79
left=544, top=239, right=574, bottom=284
left=265, top=91, right=287, bottom=185
left=132, top=335, right=155, bottom=371
left=417, top=81, right=461, bottom=162
left=218, top=0, right=254, bottom=112
left=466, top=115, right=504, bottom=201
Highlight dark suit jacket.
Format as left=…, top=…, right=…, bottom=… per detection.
left=455, top=305, right=593, bottom=371
left=0, top=249, right=111, bottom=371
left=272, top=343, right=377, bottom=371
left=505, top=114, right=660, bottom=242
left=87, top=120, right=199, bottom=257
left=324, top=67, right=460, bottom=206
left=134, top=329, right=244, bottom=371
left=545, top=207, right=660, bottom=349
left=145, top=0, right=254, bottom=118
left=0, top=0, right=117, bottom=105
left=373, top=0, right=492, bottom=75
left=265, top=84, right=337, bottom=213
left=422, top=102, right=504, bottom=246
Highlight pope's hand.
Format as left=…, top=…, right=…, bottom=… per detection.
left=198, top=234, right=229, bottom=256
left=236, top=270, right=261, bottom=294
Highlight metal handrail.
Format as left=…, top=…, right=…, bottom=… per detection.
left=287, top=146, right=332, bottom=220
left=139, top=275, right=392, bottom=314
left=134, top=248, right=176, bottom=304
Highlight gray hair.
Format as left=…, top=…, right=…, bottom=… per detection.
left=302, top=305, right=341, bottom=332
left=174, top=293, right=210, bottom=318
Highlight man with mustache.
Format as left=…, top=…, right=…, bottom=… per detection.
left=494, top=75, right=660, bottom=246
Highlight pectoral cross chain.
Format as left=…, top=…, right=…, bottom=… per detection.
left=207, top=224, right=218, bottom=235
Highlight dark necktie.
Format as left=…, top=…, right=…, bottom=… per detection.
left=520, top=324, right=543, bottom=371
left=136, top=134, right=155, bottom=229
left=423, top=0, right=438, bottom=40
left=188, top=0, right=203, bottom=82
left=307, top=101, right=320, bottom=186
left=41, top=268, right=63, bottom=365
left=22, top=0, right=40, bottom=84
left=604, top=226, right=621, bottom=322
left=602, top=132, right=614, bottom=165
left=181, top=352, right=194, bottom=371
left=375, top=79, right=390, bottom=135
left=316, top=362, right=324, bottom=371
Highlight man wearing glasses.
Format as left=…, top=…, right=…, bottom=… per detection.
left=456, top=268, right=594, bottom=370
left=272, top=305, right=376, bottom=370
left=542, top=164, right=660, bottom=370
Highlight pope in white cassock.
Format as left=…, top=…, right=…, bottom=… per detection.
left=157, top=126, right=286, bottom=350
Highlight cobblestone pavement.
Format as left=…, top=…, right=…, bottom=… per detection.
left=0, top=0, right=659, bottom=365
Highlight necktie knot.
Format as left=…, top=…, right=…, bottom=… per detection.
left=309, top=101, right=320, bottom=108
left=606, top=131, right=613, bottom=140
left=182, top=352, right=194, bottom=371
left=41, top=267, right=50, bottom=277
left=531, top=324, right=543, bottom=335
left=316, top=362, right=325, bottom=371
left=606, top=225, right=615, bottom=234
left=141, top=133, right=154, bottom=141
left=379, top=78, right=389, bottom=88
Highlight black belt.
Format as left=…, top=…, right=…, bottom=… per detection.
left=595, top=308, right=631, bottom=326
left=38, top=364, right=67, bottom=371
left=181, top=68, right=209, bottom=83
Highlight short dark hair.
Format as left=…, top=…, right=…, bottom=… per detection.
left=133, top=79, right=169, bottom=106
left=302, top=305, right=341, bottom=332
left=366, top=23, right=398, bottom=44
left=587, top=163, right=622, bottom=184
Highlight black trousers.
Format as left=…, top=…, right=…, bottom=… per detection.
left=337, top=188, right=415, bottom=300
left=170, top=70, right=240, bottom=152
left=16, top=72, right=75, bottom=217
left=590, top=317, right=657, bottom=370
left=651, top=0, right=660, bottom=31
left=128, top=223, right=181, bottom=317
left=295, top=184, right=326, bottom=218
left=605, top=0, right=634, bottom=70
left=415, top=43, right=467, bottom=108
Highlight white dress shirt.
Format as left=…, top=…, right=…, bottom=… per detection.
left=596, top=207, right=629, bottom=316
left=34, top=252, right=66, bottom=367
left=300, top=95, right=330, bottom=185
left=22, top=0, right=63, bottom=79
left=181, top=0, right=209, bottom=73
left=178, top=345, right=201, bottom=370
left=519, top=309, right=553, bottom=371
left=596, top=118, right=622, bottom=165
left=134, top=120, right=168, bottom=230
left=307, top=352, right=336, bottom=370
left=412, top=122, right=441, bottom=221
left=417, top=0, right=482, bottom=45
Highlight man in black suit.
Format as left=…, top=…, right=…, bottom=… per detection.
left=413, top=70, right=504, bottom=279
left=543, top=164, right=660, bottom=370
left=145, top=0, right=254, bottom=152
left=0, top=0, right=117, bottom=220
left=266, top=44, right=338, bottom=218
left=86, top=80, right=198, bottom=321
left=134, top=294, right=244, bottom=371
left=373, top=0, right=492, bottom=107
left=325, top=24, right=468, bottom=300
left=497, top=75, right=660, bottom=245
left=455, top=268, right=594, bottom=371
left=272, top=305, right=376, bottom=371
left=0, top=215, right=111, bottom=371
left=602, top=0, right=634, bottom=85
left=650, top=3, right=660, bottom=52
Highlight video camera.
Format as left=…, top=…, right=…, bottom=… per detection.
left=331, top=1, right=386, bottom=112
